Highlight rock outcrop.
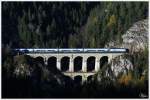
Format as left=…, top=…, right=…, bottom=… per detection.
left=104, top=19, right=148, bottom=77
left=111, top=56, right=133, bottom=77
left=122, top=19, right=148, bottom=53
left=105, top=19, right=148, bottom=53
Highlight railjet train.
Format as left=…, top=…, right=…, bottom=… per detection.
left=13, top=48, right=129, bottom=54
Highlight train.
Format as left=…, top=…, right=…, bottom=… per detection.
left=13, top=48, right=129, bottom=54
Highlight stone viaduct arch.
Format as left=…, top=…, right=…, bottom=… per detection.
left=61, top=56, right=70, bottom=72
left=74, top=75, right=82, bottom=84
left=87, top=56, right=95, bottom=72
left=35, top=56, right=44, bottom=65
left=87, top=75, right=94, bottom=82
left=47, top=56, right=57, bottom=70
left=74, top=56, right=82, bottom=72
left=100, top=56, right=108, bottom=69
left=26, top=52, right=125, bottom=82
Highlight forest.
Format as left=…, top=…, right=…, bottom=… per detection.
left=2, top=2, right=148, bottom=48
left=2, top=2, right=148, bottom=98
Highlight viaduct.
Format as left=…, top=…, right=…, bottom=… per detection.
left=18, top=48, right=128, bottom=83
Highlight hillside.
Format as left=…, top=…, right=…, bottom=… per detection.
left=2, top=2, right=148, bottom=48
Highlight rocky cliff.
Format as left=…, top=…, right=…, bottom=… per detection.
left=104, top=19, right=148, bottom=78
left=105, top=19, right=148, bottom=53
left=122, top=19, right=148, bottom=53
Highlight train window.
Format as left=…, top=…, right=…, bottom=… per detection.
left=48, top=50, right=55, bottom=52
left=87, top=50, right=95, bottom=52
left=97, top=50, right=105, bottom=52
left=73, top=50, right=81, bottom=52
left=36, top=50, right=41, bottom=52
left=62, top=50, right=70, bottom=52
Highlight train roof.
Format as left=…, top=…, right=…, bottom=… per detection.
left=14, top=48, right=128, bottom=49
